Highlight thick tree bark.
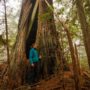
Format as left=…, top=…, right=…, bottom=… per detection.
left=37, top=0, right=57, bottom=77
left=7, top=0, right=68, bottom=89
left=36, top=0, right=66, bottom=78
left=76, top=0, right=90, bottom=68
left=8, top=0, right=39, bottom=89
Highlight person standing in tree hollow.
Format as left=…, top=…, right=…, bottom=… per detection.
left=29, top=42, right=41, bottom=84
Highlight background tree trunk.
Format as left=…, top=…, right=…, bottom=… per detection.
left=4, top=0, right=10, bottom=67
left=76, top=0, right=90, bottom=68
left=64, top=25, right=81, bottom=90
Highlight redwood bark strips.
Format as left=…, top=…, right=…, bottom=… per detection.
left=37, top=0, right=65, bottom=77
left=8, top=0, right=39, bottom=89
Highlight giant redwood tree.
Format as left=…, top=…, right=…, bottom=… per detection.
left=6, top=0, right=68, bottom=89
left=8, top=0, right=39, bottom=88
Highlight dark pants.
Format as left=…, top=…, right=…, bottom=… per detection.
left=29, top=62, right=40, bottom=84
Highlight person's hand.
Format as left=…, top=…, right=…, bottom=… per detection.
left=31, top=63, right=34, bottom=67
left=39, top=55, right=42, bottom=59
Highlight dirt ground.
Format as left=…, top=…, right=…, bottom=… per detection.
left=0, top=63, right=90, bottom=90
left=13, top=71, right=90, bottom=90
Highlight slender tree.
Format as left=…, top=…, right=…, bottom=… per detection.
left=3, top=0, right=10, bottom=67
left=64, top=25, right=81, bottom=90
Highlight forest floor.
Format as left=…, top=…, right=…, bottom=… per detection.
left=14, top=71, right=90, bottom=90
left=0, top=63, right=90, bottom=90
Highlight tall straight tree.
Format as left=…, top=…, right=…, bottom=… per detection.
left=3, top=0, right=10, bottom=67
left=76, top=0, right=90, bottom=68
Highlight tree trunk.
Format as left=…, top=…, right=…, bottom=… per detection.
left=8, top=0, right=39, bottom=89
left=76, top=0, right=90, bottom=68
left=4, top=0, right=10, bottom=68
left=7, top=0, right=68, bottom=89
left=37, top=0, right=65, bottom=77
left=74, top=44, right=81, bottom=75
left=64, top=25, right=81, bottom=90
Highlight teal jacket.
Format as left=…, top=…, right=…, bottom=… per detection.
left=29, top=48, right=39, bottom=64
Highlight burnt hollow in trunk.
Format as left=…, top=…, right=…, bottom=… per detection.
left=25, top=1, right=39, bottom=59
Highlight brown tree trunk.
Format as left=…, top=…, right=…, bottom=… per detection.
left=37, top=0, right=69, bottom=78
left=7, top=0, right=39, bottom=89
left=74, top=44, right=81, bottom=75
left=64, top=25, right=81, bottom=90
left=76, top=0, right=90, bottom=68
left=6, top=0, right=68, bottom=89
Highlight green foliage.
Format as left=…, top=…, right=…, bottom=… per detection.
left=56, top=0, right=62, bottom=3
left=54, top=0, right=90, bottom=70
left=39, top=12, right=52, bottom=22
left=39, top=7, right=53, bottom=22
left=0, top=0, right=21, bottom=62
left=57, top=7, right=65, bottom=15
left=69, top=23, right=80, bottom=38
left=83, top=0, right=90, bottom=24
left=80, top=59, right=89, bottom=70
